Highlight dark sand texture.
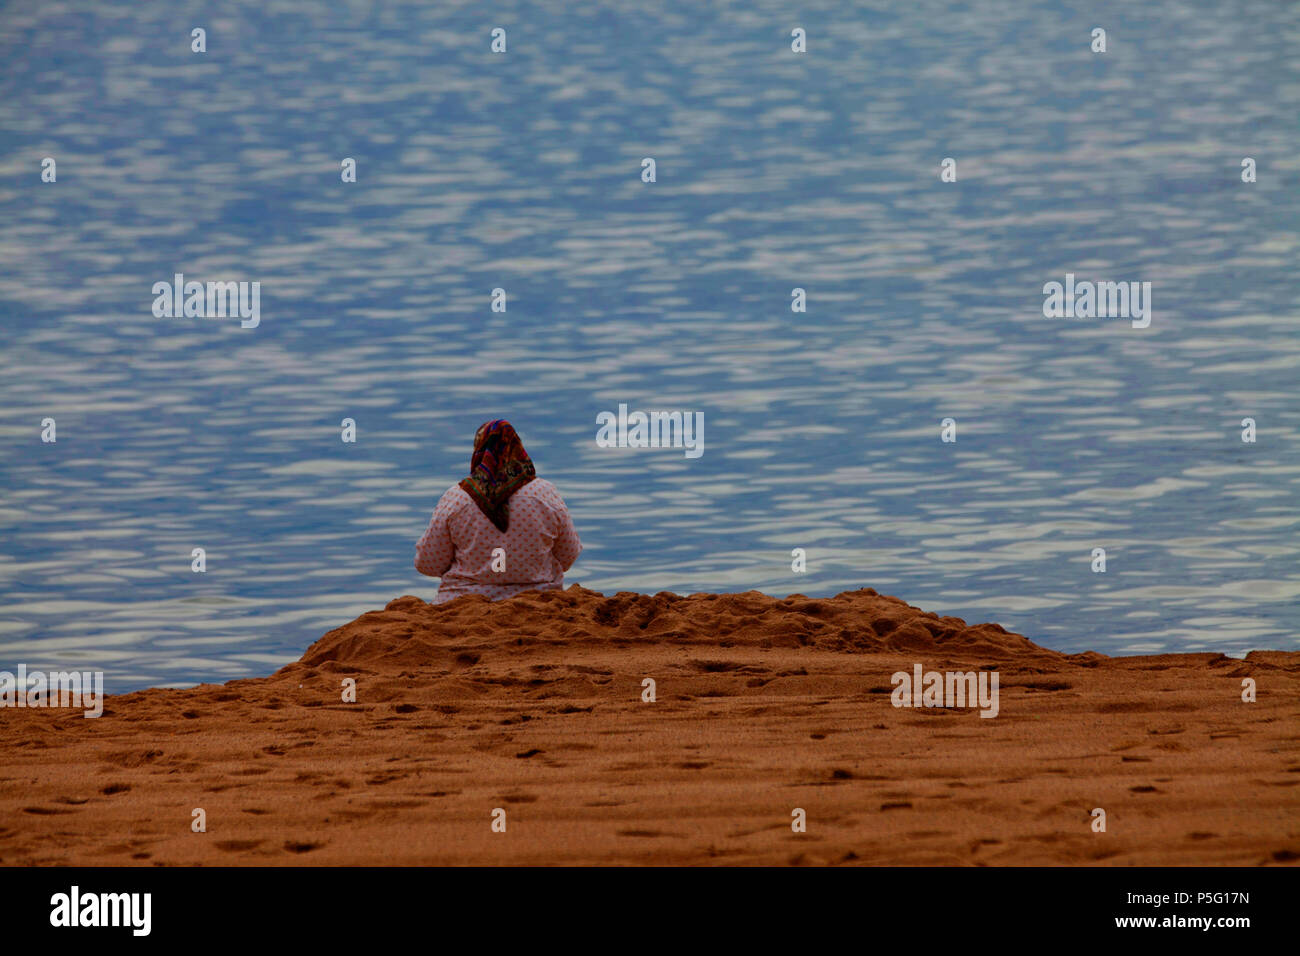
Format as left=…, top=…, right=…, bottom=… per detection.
left=2, top=586, right=1297, bottom=865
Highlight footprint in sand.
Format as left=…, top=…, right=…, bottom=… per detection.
left=367, top=799, right=428, bottom=810
left=283, top=841, right=325, bottom=854
left=107, top=749, right=163, bottom=768
left=365, top=770, right=408, bottom=785
left=1010, top=681, right=1073, bottom=692
left=215, top=839, right=264, bottom=853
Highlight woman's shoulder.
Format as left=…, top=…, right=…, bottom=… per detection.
left=517, top=477, right=563, bottom=502
left=438, top=483, right=473, bottom=509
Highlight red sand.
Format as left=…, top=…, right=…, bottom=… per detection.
left=2, top=586, right=1297, bottom=865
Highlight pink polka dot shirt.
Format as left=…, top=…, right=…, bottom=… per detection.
left=414, top=478, right=582, bottom=604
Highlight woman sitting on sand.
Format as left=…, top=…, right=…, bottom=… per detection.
left=415, top=420, right=581, bottom=604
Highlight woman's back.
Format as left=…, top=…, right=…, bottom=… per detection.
left=414, top=421, right=581, bottom=603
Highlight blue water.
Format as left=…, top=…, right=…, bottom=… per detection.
left=1, top=0, right=1297, bottom=692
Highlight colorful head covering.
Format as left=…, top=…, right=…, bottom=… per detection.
left=458, top=420, right=536, bottom=533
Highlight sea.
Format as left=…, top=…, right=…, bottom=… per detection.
left=1, top=0, right=1297, bottom=691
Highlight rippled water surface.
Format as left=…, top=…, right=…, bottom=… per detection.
left=1, top=0, right=1298, bottom=690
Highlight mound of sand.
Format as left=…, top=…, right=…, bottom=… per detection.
left=294, top=586, right=1069, bottom=671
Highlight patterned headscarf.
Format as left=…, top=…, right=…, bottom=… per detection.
left=458, top=420, right=536, bottom=533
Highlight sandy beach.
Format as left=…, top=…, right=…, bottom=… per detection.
left=2, top=586, right=1297, bottom=866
